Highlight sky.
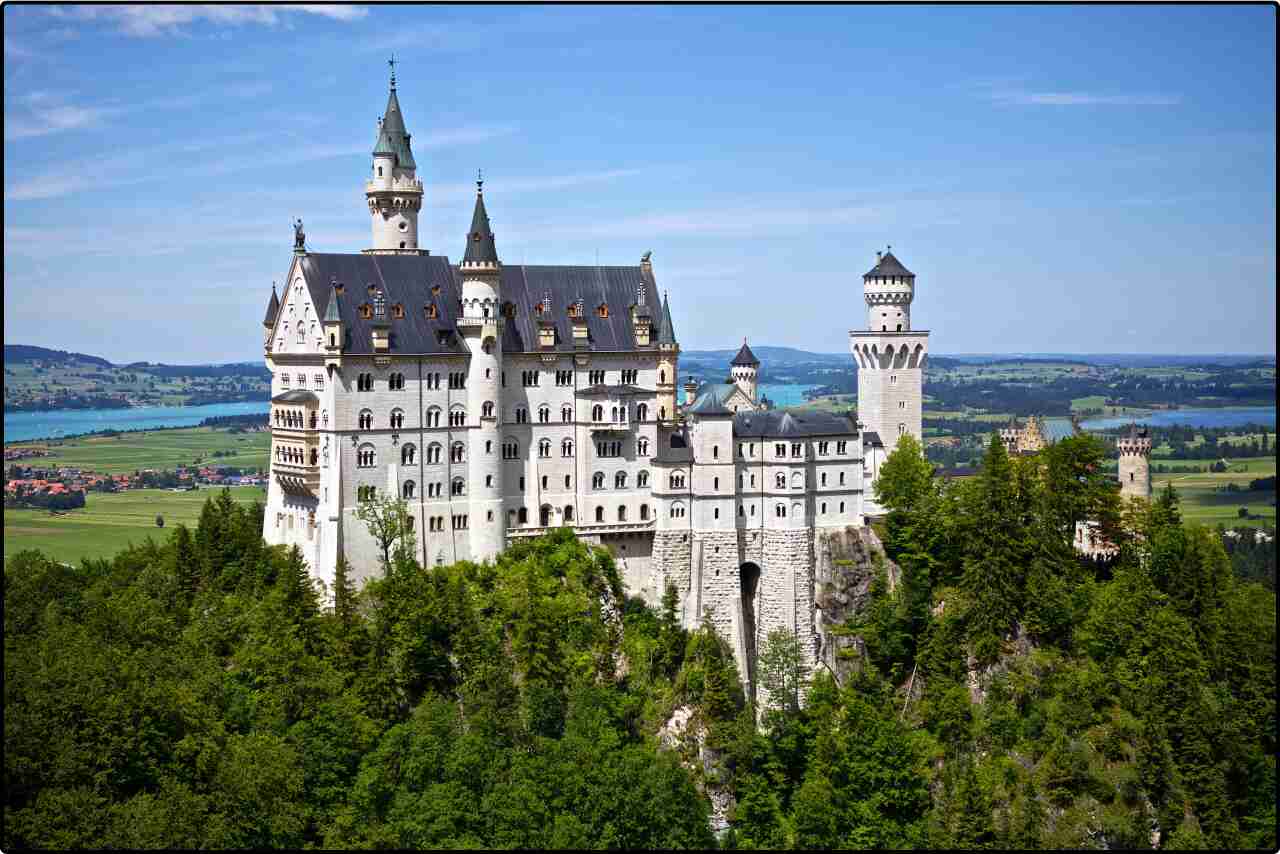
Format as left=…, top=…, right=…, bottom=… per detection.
left=3, top=4, right=1276, bottom=364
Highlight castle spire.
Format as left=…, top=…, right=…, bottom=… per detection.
left=658, top=291, right=677, bottom=345
left=462, top=177, right=499, bottom=265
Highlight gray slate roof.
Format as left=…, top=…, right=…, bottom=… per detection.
left=864, top=250, right=914, bottom=279
left=575, top=384, right=652, bottom=397
left=272, top=390, right=319, bottom=404
left=463, top=189, right=498, bottom=264
left=657, top=292, right=677, bottom=345
left=863, top=431, right=883, bottom=447
left=687, top=383, right=739, bottom=415
left=263, top=286, right=280, bottom=326
left=373, top=85, right=416, bottom=170
left=733, top=409, right=858, bottom=439
left=298, top=253, right=672, bottom=356
left=731, top=339, right=760, bottom=367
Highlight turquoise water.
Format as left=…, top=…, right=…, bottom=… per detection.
left=4, top=401, right=269, bottom=443
left=676, top=383, right=822, bottom=407
left=1080, top=406, right=1275, bottom=431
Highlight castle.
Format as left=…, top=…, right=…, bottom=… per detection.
left=260, top=69, right=927, bottom=685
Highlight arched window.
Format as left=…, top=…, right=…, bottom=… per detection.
left=403, top=480, right=416, bottom=499
left=502, top=438, right=519, bottom=460
left=820, top=472, right=827, bottom=486
left=792, top=502, right=803, bottom=519
left=538, top=404, right=550, bottom=423
left=518, top=507, right=529, bottom=524
left=638, top=437, right=649, bottom=456
left=561, top=404, right=573, bottom=423
left=401, top=443, right=416, bottom=465
left=637, top=470, right=649, bottom=488
left=712, top=445, right=719, bottom=459
left=451, top=477, right=465, bottom=496
left=357, top=443, right=376, bottom=468
left=615, top=471, right=627, bottom=489
left=592, top=404, right=604, bottom=422
left=659, top=407, right=666, bottom=421
left=390, top=408, right=404, bottom=429
left=563, top=505, right=574, bottom=522
left=540, top=505, right=553, bottom=526
left=776, top=472, right=786, bottom=489
left=659, top=369, right=666, bottom=383
left=450, top=442, right=465, bottom=463
left=449, top=406, right=466, bottom=427
left=637, top=403, right=648, bottom=422
left=776, top=503, right=786, bottom=518
left=539, top=438, right=551, bottom=458
left=482, top=401, right=494, bottom=418
left=618, top=505, right=627, bottom=521
left=358, top=409, right=373, bottom=430
left=426, top=406, right=442, bottom=428
left=640, top=504, right=650, bottom=520
left=670, top=501, right=686, bottom=519
left=514, top=406, right=528, bottom=424
left=670, top=471, right=686, bottom=489
left=427, top=443, right=442, bottom=464
left=561, top=438, right=574, bottom=457
left=594, top=506, right=605, bottom=522
left=310, top=448, right=318, bottom=465
left=792, top=471, right=804, bottom=489
left=592, top=472, right=605, bottom=490
left=296, top=324, right=305, bottom=344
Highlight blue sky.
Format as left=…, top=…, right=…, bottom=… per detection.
left=4, top=4, right=1275, bottom=363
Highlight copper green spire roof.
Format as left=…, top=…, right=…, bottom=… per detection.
left=263, top=284, right=280, bottom=326
left=462, top=177, right=499, bottom=264
left=323, top=280, right=341, bottom=322
left=372, top=72, right=416, bottom=170
left=658, top=291, right=677, bottom=345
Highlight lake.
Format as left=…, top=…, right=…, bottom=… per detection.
left=4, top=401, right=269, bottom=443
left=1080, top=406, right=1275, bottom=431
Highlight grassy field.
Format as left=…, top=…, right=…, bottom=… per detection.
left=1153, top=456, right=1275, bottom=528
left=4, top=486, right=268, bottom=566
left=11, top=427, right=271, bottom=475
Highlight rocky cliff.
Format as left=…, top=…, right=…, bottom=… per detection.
left=813, top=526, right=900, bottom=686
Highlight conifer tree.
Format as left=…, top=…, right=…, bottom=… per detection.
left=961, top=434, right=1025, bottom=661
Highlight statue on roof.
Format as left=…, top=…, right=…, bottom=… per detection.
left=293, top=218, right=306, bottom=251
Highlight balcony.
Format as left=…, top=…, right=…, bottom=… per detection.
left=273, top=459, right=320, bottom=496
left=507, top=519, right=655, bottom=539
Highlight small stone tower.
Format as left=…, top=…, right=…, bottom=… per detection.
left=262, top=282, right=279, bottom=349
left=459, top=176, right=506, bottom=560
left=730, top=338, right=760, bottom=405
left=366, top=60, right=423, bottom=254
left=1117, top=424, right=1152, bottom=501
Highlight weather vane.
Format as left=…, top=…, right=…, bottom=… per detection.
left=477, top=168, right=483, bottom=192
left=388, top=54, right=397, bottom=86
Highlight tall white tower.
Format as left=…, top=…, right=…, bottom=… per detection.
left=849, top=247, right=929, bottom=512
left=459, top=176, right=506, bottom=560
left=365, top=61, right=423, bottom=254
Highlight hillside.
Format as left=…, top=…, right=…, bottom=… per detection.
left=4, top=346, right=270, bottom=412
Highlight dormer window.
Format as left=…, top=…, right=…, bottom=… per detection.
left=373, top=290, right=386, bottom=318
left=534, top=301, right=545, bottom=315
left=431, top=285, right=441, bottom=297
left=425, top=303, right=438, bottom=320
left=392, top=303, right=404, bottom=319
left=503, top=302, right=516, bottom=319
left=597, top=303, right=609, bottom=318
left=359, top=303, right=372, bottom=319
left=568, top=303, right=582, bottom=319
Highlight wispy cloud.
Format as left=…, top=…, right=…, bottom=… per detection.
left=983, top=88, right=1181, bottom=107
left=46, top=5, right=367, bottom=38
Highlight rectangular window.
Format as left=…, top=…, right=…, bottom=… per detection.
left=314, top=373, right=324, bottom=390
left=281, top=373, right=290, bottom=386
left=775, top=443, right=786, bottom=457
left=791, top=443, right=802, bottom=458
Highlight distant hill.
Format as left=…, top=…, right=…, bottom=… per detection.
left=4, top=345, right=113, bottom=368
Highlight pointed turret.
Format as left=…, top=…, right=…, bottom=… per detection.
left=323, top=280, right=341, bottom=323
left=366, top=59, right=423, bottom=254
left=263, top=283, right=280, bottom=328
left=658, top=291, right=678, bottom=345
left=731, top=338, right=760, bottom=367
left=462, top=177, right=499, bottom=266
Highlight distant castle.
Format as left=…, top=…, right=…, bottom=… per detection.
left=257, top=66, right=928, bottom=689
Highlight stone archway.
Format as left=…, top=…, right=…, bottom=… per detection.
left=740, top=562, right=762, bottom=703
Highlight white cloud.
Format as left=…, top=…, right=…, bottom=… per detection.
left=985, top=89, right=1180, bottom=107
left=3, top=102, right=111, bottom=140
left=47, top=5, right=367, bottom=38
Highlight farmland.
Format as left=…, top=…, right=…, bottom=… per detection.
left=3, top=486, right=268, bottom=565
left=10, top=427, right=271, bottom=475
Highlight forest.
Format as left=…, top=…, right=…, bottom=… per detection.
left=4, top=433, right=1275, bottom=849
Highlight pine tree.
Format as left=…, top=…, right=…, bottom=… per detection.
left=961, top=434, right=1025, bottom=661
left=333, top=553, right=356, bottom=633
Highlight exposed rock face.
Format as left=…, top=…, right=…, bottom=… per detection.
left=813, top=526, right=900, bottom=687
left=657, top=705, right=734, bottom=836
left=964, top=622, right=1035, bottom=705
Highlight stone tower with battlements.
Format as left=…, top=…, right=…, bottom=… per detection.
left=730, top=339, right=761, bottom=406
left=1117, top=424, right=1152, bottom=501
left=366, top=61, right=423, bottom=254
left=849, top=248, right=929, bottom=514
